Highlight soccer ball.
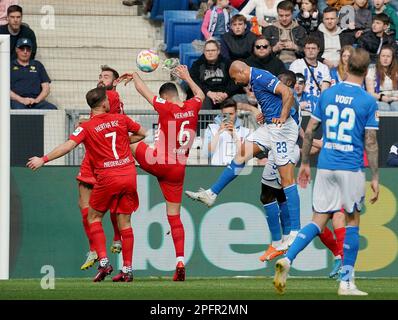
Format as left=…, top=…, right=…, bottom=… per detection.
left=136, top=49, right=160, bottom=73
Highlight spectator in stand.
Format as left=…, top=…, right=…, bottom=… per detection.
left=189, top=39, right=243, bottom=109
left=296, top=0, right=321, bottom=34
left=365, top=45, right=398, bottom=111
left=201, top=0, right=239, bottom=41
left=372, top=0, right=398, bottom=41
left=262, top=1, right=307, bottom=67
left=240, top=0, right=283, bottom=27
left=330, top=45, right=354, bottom=85
left=289, top=37, right=331, bottom=103
left=294, top=72, right=318, bottom=112
left=245, top=35, right=287, bottom=75
left=341, top=0, right=373, bottom=40
left=357, top=13, right=397, bottom=63
left=0, top=0, right=17, bottom=26
left=387, top=142, right=398, bottom=166
left=202, top=98, right=251, bottom=165
left=10, top=38, right=56, bottom=110
left=220, top=14, right=257, bottom=61
left=310, top=6, right=356, bottom=68
left=0, top=5, right=37, bottom=60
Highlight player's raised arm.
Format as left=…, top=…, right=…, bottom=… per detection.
left=117, top=72, right=155, bottom=106
left=272, top=82, right=294, bottom=125
left=27, top=139, right=78, bottom=171
left=173, top=65, right=205, bottom=102
left=365, top=129, right=379, bottom=203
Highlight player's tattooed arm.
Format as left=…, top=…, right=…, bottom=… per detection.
left=365, top=129, right=379, bottom=180
left=301, top=118, right=321, bottom=165
left=273, top=82, right=294, bottom=124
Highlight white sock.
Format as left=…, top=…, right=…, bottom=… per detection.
left=207, top=189, right=217, bottom=198
left=176, top=256, right=185, bottom=264
left=99, top=257, right=109, bottom=267
left=122, top=265, right=132, bottom=273
left=282, top=235, right=290, bottom=242
left=272, top=240, right=282, bottom=248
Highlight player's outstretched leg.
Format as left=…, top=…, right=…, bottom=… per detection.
left=113, top=226, right=134, bottom=282
left=167, top=208, right=186, bottom=281
left=318, top=226, right=342, bottom=278
left=90, top=220, right=113, bottom=282
left=80, top=207, right=98, bottom=270
left=110, top=212, right=122, bottom=254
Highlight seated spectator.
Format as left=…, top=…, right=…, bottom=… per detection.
left=357, top=13, right=397, bottom=63
left=220, top=14, right=257, bottom=61
left=330, top=45, right=354, bottom=85
left=0, top=5, right=36, bottom=60
left=0, top=0, right=17, bottom=26
left=240, top=0, right=283, bottom=27
left=387, top=142, right=398, bottom=166
left=10, top=38, right=57, bottom=110
left=245, top=35, right=287, bottom=75
left=289, top=37, right=331, bottom=102
left=351, top=0, right=372, bottom=38
left=365, top=45, right=398, bottom=111
left=310, top=6, right=355, bottom=68
left=326, top=0, right=353, bottom=10
left=294, top=72, right=318, bottom=112
left=372, top=0, right=398, bottom=41
left=202, top=98, right=251, bottom=165
left=189, top=39, right=243, bottom=109
left=201, top=0, right=239, bottom=41
left=296, top=0, right=321, bottom=34
left=262, top=0, right=307, bottom=66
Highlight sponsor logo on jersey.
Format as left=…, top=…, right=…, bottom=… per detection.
left=375, top=110, right=380, bottom=122
left=156, top=97, right=166, bottom=104
left=267, top=78, right=275, bottom=88
left=73, top=127, right=83, bottom=136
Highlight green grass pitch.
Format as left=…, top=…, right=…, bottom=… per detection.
left=1, top=278, right=398, bottom=300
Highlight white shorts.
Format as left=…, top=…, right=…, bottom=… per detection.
left=246, top=125, right=271, bottom=152
left=267, top=116, right=299, bottom=167
left=313, top=169, right=365, bottom=214
left=261, top=144, right=300, bottom=189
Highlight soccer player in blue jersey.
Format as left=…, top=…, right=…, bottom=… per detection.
left=273, top=48, right=380, bottom=296
left=186, top=61, right=302, bottom=246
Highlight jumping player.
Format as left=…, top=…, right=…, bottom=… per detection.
left=117, top=65, right=205, bottom=281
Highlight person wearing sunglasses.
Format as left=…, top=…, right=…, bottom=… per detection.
left=245, top=35, right=287, bottom=76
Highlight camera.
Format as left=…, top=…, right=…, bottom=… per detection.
left=222, top=113, right=231, bottom=123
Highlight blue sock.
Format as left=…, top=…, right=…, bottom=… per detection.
left=283, top=184, right=300, bottom=231
left=263, top=201, right=282, bottom=242
left=341, top=226, right=359, bottom=282
left=278, top=201, right=291, bottom=236
left=286, top=222, right=320, bottom=262
left=210, top=160, right=245, bottom=195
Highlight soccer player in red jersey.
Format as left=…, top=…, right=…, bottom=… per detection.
left=117, top=65, right=205, bottom=281
left=27, top=87, right=147, bottom=282
left=79, top=66, right=126, bottom=271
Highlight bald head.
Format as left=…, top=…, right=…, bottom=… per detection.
left=229, top=61, right=251, bottom=86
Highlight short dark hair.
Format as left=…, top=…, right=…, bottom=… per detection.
left=373, top=13, right=390, bottom=25
left=100, top=65, right=119, bottom=80
left=277, top=0, right=294, bottom=13
left=159, top=82, right=178, bottom=96
left=205, top=39, right=221, bottom=50
left=348, top=48, right=370, bottom=77
left=278, top=70, right=296, bottom=88
left=220, top=98, right=237, bottom=110
left=304, top=36, right=320, bottom=48
left=86, top=87, right=107, bottom=109
left=230, top=14, right=246, bottom=24
left=323, top=6, right=338, bottom=15
left=7, top=5, right=23, bottom=16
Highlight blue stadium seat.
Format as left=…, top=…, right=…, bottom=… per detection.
left=166, top=20, right=203, bottom=54
left=150, top=0, right=191, bottom=21
left=164, top=10, right=198, bottom=42
left=179, top=43, right=202, bottom=69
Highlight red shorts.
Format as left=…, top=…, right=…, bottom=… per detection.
left=89, top=172, right=139, bottom=214
left=76, top=155, right=97, bottom=186
left=135, top=142, right=186, bottom=203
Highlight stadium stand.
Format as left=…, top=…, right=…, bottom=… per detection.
left=165, top=18, right=203, bottom=53
left=179, top=42, right=201, bottom=69
left=150, top=0, right=190, bottom=21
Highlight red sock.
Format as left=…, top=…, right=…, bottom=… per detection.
left=319, top=226, right=339, bottom=257
left=121, top=227, right=134, bottom=267
left=110, top=212, right=121, bottom=241
left=334, top=227, right=346, bottom=259
left=167, top=214, right=185, bottom=258
left=89, top=221, right=107, bottom=259
left=81, top=207, right=95, bottom=251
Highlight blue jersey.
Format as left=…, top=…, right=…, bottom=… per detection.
left=312, top=82, right=379, bottom=171
left=250, top=67, right=283, bottom=124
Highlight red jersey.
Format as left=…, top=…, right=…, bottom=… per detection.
left=152, top=96, right=202, bottom=164
left=70, top=113, right=141, bottom=176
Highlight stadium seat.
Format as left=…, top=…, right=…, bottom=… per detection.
left=166, top=20, right=203, bottom=54
left=164, top=10, right=198, bottom=41
left=179, top=43, right=202, bottom=69
left=150, top=0, right=191, bottom=21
